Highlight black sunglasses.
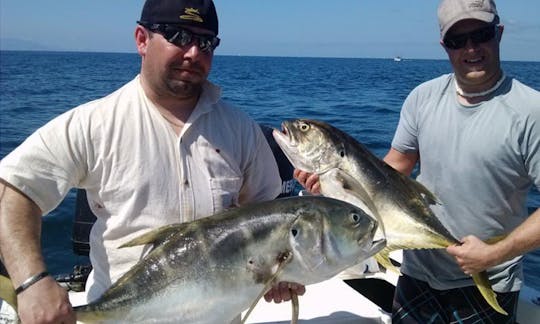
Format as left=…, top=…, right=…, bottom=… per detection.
left=138, top=22, right=220, bottom=53
left=443, top=25, right=498, bottom=50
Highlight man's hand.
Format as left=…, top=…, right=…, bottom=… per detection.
left=263, top=281, right=306, bottom=303
left=17, top=276, right=76, bottom=324
left=446, top=235, right=501, bottom=275
left=293, top=169, right=320, bottom=194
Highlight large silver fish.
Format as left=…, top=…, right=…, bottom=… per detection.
left=272, top=119, right=507, bottom=315
left=0, top=196, right=385, bottom=323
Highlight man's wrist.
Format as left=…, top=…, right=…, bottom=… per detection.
left=14, top=271, right=50, bottom=295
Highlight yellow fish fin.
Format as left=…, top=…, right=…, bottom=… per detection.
left=374, top=251, right=401, bottom=275
left=0, top=275, right=17, bottom=310
left=471, top=271, right=508, bottom=315
left=483, top=235, right=507, bottom=245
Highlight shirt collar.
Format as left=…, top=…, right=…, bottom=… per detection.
left=187, top=80, right=222, bottom=121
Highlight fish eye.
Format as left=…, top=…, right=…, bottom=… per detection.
left=299, top=123, right=310, bottom=132
left=350, top=212, right=361, bottom=223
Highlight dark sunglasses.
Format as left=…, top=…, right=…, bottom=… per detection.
left=443, top=25, right=498, bottom=50
left=138, top=22, right=220, bottom=53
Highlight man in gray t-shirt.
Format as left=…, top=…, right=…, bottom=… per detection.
left=293, top=0, right=539, bottom=321
left=384, top=0, right=540, bottom=322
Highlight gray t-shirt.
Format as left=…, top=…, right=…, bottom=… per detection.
left=391, top=73, right=540, bottom=292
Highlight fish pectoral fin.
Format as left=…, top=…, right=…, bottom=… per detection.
left=0, top=275, right=17, bottom=310
left=242, top=251, right=294, bottom=324
left=325, top=169, right=372, bottom=203
left=118, top=223, right=189, bottom=248
left=374, top=251, right=401, bottom=275
left=320, top=169, right=385, bottom=235
left=471, top=271, right=508, bottom=315
left=290, top=290, right=299, bottom=324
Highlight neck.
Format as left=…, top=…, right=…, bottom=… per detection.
left=139, top=76, right=200, bottom=134
left=455, top=70, right=505, bottom=99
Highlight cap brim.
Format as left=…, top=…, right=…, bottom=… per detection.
left=441, top=12, right=495, bottom=39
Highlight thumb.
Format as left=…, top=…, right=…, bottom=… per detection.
left=447, top=237, right=467, bottom=255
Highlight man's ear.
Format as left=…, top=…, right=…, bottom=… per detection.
left=496, top=25, right=504, bottom=42
left=135, top=25, right=150, bottom=56
left=440, top=39, right=450, bottom=55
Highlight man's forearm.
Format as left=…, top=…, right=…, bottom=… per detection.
left=0, top=181, right=47, bottom=287
left=495, top=208, right=540, bottom=264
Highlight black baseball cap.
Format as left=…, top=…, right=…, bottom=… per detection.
left=139, top=0, right=219, bottom=35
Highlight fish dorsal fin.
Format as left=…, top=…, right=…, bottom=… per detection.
left=118, top=223, right=189, bottom=249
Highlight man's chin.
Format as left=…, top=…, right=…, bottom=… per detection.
left=464, top=70, right=488, bottom=81
left=168, top=80, right=203, bottom=98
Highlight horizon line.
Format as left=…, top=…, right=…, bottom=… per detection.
left=1, top=49, right=539, bottom=63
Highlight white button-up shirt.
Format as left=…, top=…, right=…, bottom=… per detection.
left=0, top=76, right=281, bottom=300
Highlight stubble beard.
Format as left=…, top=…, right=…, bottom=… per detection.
left=164, top=62, right=206, bottom=99
left=166, top=79, right=202, bottom=99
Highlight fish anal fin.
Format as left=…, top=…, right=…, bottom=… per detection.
left=374, top=251, right=401, bottom=275
left=118, top=223, right=188, bottom=248
left=471, top=271, right=508, bottom=315
left=0, top=275, right=17, bottom=310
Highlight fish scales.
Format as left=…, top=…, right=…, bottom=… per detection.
left=272, top=119, right=507, bottom=315
left=275, top=120, right=457, bottom=249
left=77, top=208, right=296, bottom=322
left=0, top=195, right=385, bottom=323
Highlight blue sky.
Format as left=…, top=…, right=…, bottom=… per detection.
left=1, top=0, right=539, bottom=61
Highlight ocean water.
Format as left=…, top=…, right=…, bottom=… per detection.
left=1, top=51, right=539, bottom=291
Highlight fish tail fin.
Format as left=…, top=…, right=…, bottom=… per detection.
left=0, top=275, right=17, bottom=310
left=374, top=251, right=401, bottom=275
left=471, top=271, right=508, bottom=315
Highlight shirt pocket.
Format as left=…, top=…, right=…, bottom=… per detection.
left=210, top=177, right=242, bottom=213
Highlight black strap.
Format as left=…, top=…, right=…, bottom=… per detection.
left=14, top=271, right=50, bottom=295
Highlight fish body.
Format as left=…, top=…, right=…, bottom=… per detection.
left=273, top=119, right=507, bottom=315
left=0, top=196, right=383, bottom=323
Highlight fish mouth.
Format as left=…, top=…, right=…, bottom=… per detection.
left=272, top=121, right=318, bottom=173
left=363, top=218, right=386, bottom=254
left=273, top=122, right=296, bottom=146
left=358, top=220, right=380, bottom=244
left=272, top=122, right=301, bottom=153
left=370, top=238, right=387, bottom=255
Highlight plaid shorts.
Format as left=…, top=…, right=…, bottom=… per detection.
left=392, top=274, right=519, bottom=324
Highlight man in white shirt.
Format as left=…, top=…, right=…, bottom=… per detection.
left=0, top=1, right=294, bottom=323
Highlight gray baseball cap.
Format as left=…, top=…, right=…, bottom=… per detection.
left=438, top=0, right=498, bottom=39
